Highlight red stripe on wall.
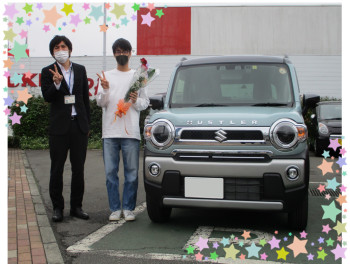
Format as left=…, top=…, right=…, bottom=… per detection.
left=137, top=7, right=191, bottom=55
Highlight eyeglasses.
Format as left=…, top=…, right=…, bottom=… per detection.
left=115, top=50, right=129, bottom=55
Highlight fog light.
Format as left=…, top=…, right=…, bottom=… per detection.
left=149, top=163, right=160, bottom=177
left=286, top=166, right=299, bottom=180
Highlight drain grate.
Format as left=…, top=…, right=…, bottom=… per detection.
left=309, top=188, right=341, bottom=197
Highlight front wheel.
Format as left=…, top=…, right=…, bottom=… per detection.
left=288, top=193, right=308, bottom=230
left=146, top=194, right=172, bottom=223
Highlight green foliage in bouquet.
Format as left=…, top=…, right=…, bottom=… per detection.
left=124, top=76, right=146, bottom=102
left=124, top=58, right=157, bottom=102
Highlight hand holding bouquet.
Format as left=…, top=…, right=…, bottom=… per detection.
left=114, top=58, right=159, bottom=120
left=123, top=58, right=159, bottom=102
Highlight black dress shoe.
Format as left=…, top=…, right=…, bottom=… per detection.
left=70, top=207, right=89, bottom=220
left=52, top=208, right=63, bottom=222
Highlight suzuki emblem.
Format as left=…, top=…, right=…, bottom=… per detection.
left=215, top=129, right=227, bottom=142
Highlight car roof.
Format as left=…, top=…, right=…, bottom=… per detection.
left=179, top=55, right=289, bottom=66
left=317, top=101, right=342, bottom=106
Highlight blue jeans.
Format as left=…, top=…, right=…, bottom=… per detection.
left=103, top=138, right=140, bottom=211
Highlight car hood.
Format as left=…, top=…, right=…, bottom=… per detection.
left=149, top=106, right=304, bottom=127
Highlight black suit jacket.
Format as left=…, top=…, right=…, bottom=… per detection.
left=41, top=62, right=90, bottom=135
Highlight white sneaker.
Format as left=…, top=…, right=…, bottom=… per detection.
left=109, top=210, right=122, bottom=221
left=123, top=210, right=136, bottom=221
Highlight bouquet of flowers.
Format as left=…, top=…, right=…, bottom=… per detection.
left=114, top=58, right=160, bottom=120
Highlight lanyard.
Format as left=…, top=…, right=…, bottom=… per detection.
left=67, top=67, right=73, bottom=94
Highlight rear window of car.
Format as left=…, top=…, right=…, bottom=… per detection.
left=318, top=104, right=342, bottom=119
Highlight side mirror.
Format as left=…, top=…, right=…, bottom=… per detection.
left=149, top=95, right=164, bottom=110
left=302, top=94, right=320, bottom=116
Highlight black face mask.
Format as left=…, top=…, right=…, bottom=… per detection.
left=116, top=55, right=129, bottom=66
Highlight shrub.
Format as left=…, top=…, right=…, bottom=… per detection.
left=10, top=96, right=49, bottom=138
left=8, top=136, right=20, bottom=148
left=89, top=99, right=103, bottom=140
left=19, top=136, right=49, bottom=149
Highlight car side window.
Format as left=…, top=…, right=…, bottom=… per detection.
left=172, top=78, right=185, bottom=103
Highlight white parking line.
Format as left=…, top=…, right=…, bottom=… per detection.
left=78, top=249, right=289, bottom=263
left=67, top=202, right=146, bottom=253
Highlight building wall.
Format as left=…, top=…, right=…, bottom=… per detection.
left=191, top=6, right=341, bottom=55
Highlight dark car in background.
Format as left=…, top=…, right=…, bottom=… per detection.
left=310, top=101, right=342, bottom=156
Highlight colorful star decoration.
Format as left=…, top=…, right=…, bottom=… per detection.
left=141, top=11, right=156, bottom=27
left=319, top=158, right=335, bottom=176
left=16, top=88, right=33, bottom=104
left=9, top=41, right=28, bottom=62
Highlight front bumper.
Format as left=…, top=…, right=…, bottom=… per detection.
left=145, top=156, right=306, bottom=189
left=144, top=150, right=309, bottom=212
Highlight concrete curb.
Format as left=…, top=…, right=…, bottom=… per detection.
left=22, top=151, right=65, bottom=264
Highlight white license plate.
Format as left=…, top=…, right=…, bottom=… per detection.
left=185, top=177, right=224, bottom=199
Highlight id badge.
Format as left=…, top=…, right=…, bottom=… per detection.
left=64, top=95, right=75, bottom=104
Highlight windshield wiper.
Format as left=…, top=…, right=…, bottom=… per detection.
left=195, top=103, right=226, bottom=107
left=252, top=103, right=289, bottom=107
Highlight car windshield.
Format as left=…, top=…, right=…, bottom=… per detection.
left=169, top=63, right=294, bottom=108
left=319, top=104, right=342, bottom=120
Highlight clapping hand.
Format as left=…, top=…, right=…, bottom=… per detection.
left=49, top=64, right=63, bottom=85
left=96, top=71, right=109, bottom=89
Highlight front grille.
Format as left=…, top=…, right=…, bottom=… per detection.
left=180, top=130, right=263, bottom=141
left=174, top=153, right=271, bottom=162
left=224, top=178, right=263, bottom=201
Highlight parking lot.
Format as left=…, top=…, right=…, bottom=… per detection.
left=25, top=149, right=343, bottom=264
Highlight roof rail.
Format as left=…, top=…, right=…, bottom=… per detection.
left=283, top=54, right=291, bottom=63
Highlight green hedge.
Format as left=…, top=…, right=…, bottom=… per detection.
left=8, top=96, right=150, bottom=150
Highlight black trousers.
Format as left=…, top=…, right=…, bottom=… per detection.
left=49, top=119, right=88, bottom=210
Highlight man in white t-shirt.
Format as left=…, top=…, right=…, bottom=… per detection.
left=96, top=38, right=149, bottom=221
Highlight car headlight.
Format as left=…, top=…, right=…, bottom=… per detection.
left=270, top=119, right=307, bottom=150
left=318, top=122, right=329, bottom=135
left=144, top=119, right=175, bottom=149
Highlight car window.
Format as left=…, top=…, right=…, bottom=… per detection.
left=319, top=104, right=342, bottom=119
left=170, top=63, right=294, bottom=107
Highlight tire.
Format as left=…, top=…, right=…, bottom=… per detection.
left=288, top=193, right=308, bottom=230
left=146, top=194, right=172, bottom=223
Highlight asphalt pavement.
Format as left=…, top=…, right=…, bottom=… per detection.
left=25, top=149, right=343, bottom=264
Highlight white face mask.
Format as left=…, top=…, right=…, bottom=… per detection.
left=54, top=50, right=69, bottom=64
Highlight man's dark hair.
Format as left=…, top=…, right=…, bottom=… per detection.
left=49, top=35, right=73, bottom=56
left=112, top=38, right=132, bottom=54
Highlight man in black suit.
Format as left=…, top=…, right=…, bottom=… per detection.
left=41, top=35, right=90, bottom=222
